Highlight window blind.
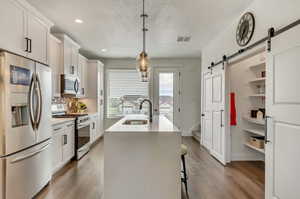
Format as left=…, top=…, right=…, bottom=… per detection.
left=107, top=69, right=149, bottom=117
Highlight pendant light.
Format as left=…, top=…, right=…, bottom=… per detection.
left=137, top=0, right=150, bottom=82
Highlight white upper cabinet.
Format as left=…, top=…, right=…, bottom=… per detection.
left=26, top=12, right=48, bottom=64
left=86, top=60, right=104, bottom=99
left=78, top=54, right=88, bottom=97
left=0, top=0, right=53, bottom=64
left=49, top=35, right=62, bottom=97
left=55, top=34, right=80, bottom=76
left=0, top=0, right=26, bottom=56
left=63, top=40, right=73, bottom=74
left=71, top=46, right=79, bottom=75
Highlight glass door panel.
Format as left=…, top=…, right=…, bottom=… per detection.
left=153, top=68, right=181, bottom=129
left=159, top=73, right=174, bottom=122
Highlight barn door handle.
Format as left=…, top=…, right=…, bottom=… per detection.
left=220, top=110, right=224, bottom=127
left=265, top=116, right=272, bottom=144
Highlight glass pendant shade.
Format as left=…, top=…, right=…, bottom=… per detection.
left=137, top=51, right=150, bottom=82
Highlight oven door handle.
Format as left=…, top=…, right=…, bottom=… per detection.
left=77, top=123, right=90, bottom=129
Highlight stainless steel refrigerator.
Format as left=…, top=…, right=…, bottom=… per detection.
left=0, top=52, right=52, bottom=199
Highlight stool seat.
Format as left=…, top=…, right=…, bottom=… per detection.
left=181, top=144, right=188, bottom=156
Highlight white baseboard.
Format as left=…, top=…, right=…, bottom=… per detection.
left=231, top=153, right=264, bottom=161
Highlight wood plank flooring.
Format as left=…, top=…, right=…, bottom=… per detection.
left=36, top=137, right=264, bottom=199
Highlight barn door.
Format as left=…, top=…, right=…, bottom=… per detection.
left=266, top=25, right=300, bottom=199
left=201, top=72, right=213, bottom=151
left=201, top=69, right=226, bottom=164
left=210, top=69, right=226, bottom=164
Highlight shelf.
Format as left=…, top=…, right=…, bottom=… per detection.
left=249, top=77, right=266, bottom=84
left=243, top=116, right=265, bottom=125
left=243, top=128, right=265, bottom=137
left=245, top=143, right=265, bottom=154
left=249, top=62, right=266, bottom=69
left=249, top=94, right=265, bottom=97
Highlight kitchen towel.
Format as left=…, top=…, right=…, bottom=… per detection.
left=230, top=92, right=237, bottom=126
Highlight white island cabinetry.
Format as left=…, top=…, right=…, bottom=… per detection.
left=104, top=115, right=181, bottom=199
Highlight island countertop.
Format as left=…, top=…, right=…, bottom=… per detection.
left=105, top=114, right=180, bottom=133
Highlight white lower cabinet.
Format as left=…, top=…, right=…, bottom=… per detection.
left=90, top=116, right=97, bottom=143
left=62, top=123, right=75, bottom=162
left=51, top=129, right=63, bottom=172
left=51, top=121, right=75, bottom=174
left=90, top=114, right=103, bottom=144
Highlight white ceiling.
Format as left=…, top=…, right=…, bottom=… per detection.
left=28, top=0, right=252, bottom=59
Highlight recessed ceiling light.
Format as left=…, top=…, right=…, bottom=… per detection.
left=101, top=49, right=107, bottom=52
left=75, top=19, right=83, bottom=24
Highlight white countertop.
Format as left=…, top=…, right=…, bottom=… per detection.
left=51, top=118, right=75, bottom=125
left=105, top=114, right=180, bottom=133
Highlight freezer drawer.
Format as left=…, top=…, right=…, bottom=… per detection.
left=5, top=140, right=51, bottom=199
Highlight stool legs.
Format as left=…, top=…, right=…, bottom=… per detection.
left=181, top=155, right=188, bottom=197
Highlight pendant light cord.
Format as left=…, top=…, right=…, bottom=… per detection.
left=141, top=0, right=148, bottom=53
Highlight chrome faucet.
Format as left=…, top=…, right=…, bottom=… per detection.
left=139, top=99, right=153, bottom=123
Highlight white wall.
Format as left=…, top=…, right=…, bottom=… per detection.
left=202, top=0, right=300, bottom=72
left=103, top=58, right=201, bottom=136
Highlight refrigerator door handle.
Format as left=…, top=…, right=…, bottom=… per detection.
left=28, top=74, right=36, bottom=130
left=10, top=143, right=50, bottom=163
left=35, top=74, right=43, bottom=130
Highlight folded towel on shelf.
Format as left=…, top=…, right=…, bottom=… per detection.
left=230, top=92, right=237, bottom=126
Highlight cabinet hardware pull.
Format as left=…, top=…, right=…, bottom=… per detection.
left=54, top=127, right=62, bottom=131
left=29, top=39, right=32, bottom=53
left=63, top=134, right=68, bottom=145
left=25, top=37, right=29, bottom=52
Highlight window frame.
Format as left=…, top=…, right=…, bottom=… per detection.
left=105, top=69, right=151, bottom=119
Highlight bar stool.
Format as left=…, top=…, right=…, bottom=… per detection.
left=181, top=144, right=188, bottom=196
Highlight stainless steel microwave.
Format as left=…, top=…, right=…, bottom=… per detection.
left=61, top=74, right=80, bottom=96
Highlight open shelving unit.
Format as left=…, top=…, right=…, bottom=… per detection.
left=243, top=128, right=265, bottom=137
left=248, top=77, right=266, bottom=84
left=249, top=62, right=266, bottom=70
left=249, top=94, right=265, bottom=97
left=243, top=58, right=266, bottom=156
left=244, top=143, right=265, bottom=154
left=243, top=116, right=265, bottom=125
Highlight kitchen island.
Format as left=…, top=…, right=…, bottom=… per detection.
left=104, top=114, right=181, bottom=199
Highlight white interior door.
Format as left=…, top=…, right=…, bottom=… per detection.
left=201, top=72, right=213, bottom=150
left=153, top=68, right=181, bottom=129
left=201, top=70, right=226, bottom=164
left=266, top=25, right=300, bottom=199
left=210, top=70, right=226, bottom=164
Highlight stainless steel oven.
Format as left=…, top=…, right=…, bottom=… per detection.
left=61, top=74, right=80, bottom=96
left=76, top=116, right=91, bottom=160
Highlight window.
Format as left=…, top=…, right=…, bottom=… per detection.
left=106, top=69, right=149, bottom=118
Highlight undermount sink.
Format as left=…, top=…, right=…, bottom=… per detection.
left=123, top=119, right=148, bottom=125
